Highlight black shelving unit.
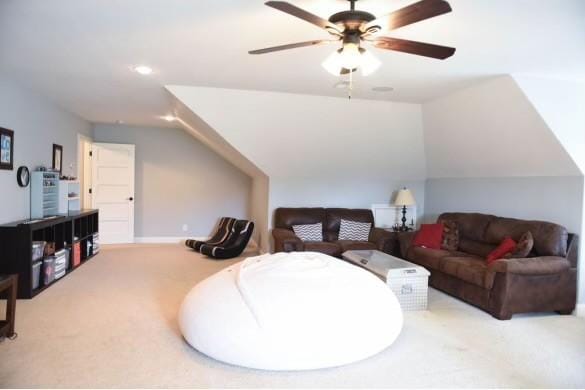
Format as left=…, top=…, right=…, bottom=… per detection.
left=0, top=209, right=99, bottom=299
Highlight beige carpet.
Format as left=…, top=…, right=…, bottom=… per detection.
left=1, top=244, right=584, bottom=388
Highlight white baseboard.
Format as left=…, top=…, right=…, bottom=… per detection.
left=134, top=236, right=206, bottom=244
left=133, top=236, right=259, bottom=253
left=576, top=304, right=585, bottom=318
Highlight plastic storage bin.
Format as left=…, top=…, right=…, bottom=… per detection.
left=54, top=249, right=69, bottom=279
left=32, top=241, right=46, bottom=262
left=93, top=233, right=100, bottom=254
left=32, top=261, right=42, bottom=290
left=43, top=256, right=56, bottom=285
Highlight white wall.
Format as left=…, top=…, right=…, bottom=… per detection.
left=0, top=76, right=92, bottom=224
left=168, top=86, right=427, bottom=237
left=93, top=124, right=251, bottom=238
left=425, top=176, right=583, bottom=234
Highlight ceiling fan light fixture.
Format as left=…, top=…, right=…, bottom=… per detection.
left=322, top=49, right=344, bottom=76
left=360, top=49, right=381, bottom=76
left=322, top=45, right=380, bottom=77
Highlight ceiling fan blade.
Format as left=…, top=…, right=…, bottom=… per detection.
left=372, top=37, right=455, bottom=59
left=249, top=39, right=333, bottom=55
left=265, top=1, right=342, bottom=33
left=365, top=0, right=452, bottom=32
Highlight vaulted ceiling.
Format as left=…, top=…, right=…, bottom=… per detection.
left=1, top=0, right=584, bottom=127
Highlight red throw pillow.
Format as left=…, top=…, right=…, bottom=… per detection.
left=412, top=223, right=444, bottom=250
left=486, top=237, right=517, bottom=265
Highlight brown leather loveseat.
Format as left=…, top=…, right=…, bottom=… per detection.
left=400, top=212, right=579, bottom=320
left=272, top=208, right=395, bottom=257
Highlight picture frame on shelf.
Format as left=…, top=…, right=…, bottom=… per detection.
left=52, top=144, right=63, bottom=173
left=0, top=127, right=14, bottom=170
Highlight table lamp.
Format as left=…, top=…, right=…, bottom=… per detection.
left=394, top=188, right=416, bottom=231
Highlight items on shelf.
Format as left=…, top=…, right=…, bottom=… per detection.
left=72, top=241, right=81, bottom=267
left=31, top=171, right=60, bottom=219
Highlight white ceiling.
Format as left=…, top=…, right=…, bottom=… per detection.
left=1, top=0, right=584, bottom=127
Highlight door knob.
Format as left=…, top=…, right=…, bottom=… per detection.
left=128, top=197, right=134, bottom=201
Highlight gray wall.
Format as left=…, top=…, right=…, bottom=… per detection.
left=0, top=77, right=92, bottom=224
left=93, top=124, right=251, bottom=238
left=424, top=176, right=584, bottom=235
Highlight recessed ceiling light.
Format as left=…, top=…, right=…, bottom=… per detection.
left=161, top=115, right=176, bottom=122
left=372, top=86, right=394, bottom=92
left=132, top=65, right=153, bottom=75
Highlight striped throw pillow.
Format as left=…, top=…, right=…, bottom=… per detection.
left=292, top=223, right=323, bottom=242
left=338, top=219, right=371, bottom=241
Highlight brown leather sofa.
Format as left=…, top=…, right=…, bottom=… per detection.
left=399, top=212, right=579, bottom=320
left=273, top=208, right=395, bottom=257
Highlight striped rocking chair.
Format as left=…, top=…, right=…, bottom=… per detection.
left=200, top=220, right=254, bottom=260
left=185, top=217, right=236, bottom=252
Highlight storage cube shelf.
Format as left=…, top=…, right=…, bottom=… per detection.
left=0, top=210, right=99, bottom=299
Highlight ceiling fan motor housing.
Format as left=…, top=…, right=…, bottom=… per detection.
left=329, top=10, right=377, bottom=32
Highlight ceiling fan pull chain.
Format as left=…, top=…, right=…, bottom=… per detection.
left=348, top=70, right=353, bottom=100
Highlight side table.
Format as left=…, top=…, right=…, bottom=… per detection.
left=0, top=274, right=18, bottom=340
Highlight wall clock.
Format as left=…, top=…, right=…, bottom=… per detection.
left=17, top=166, right=30, bottom=187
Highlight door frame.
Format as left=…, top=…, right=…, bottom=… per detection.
left=77, top=133, right=94, bottom=210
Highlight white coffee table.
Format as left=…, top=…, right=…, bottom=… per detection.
left=342, top=250, right=430, bottom=311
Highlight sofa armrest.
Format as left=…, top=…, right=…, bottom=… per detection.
left=398, top=231, right=417, bottom=259
left=369, top=228, right=395, bottom=254
left=489, top=256, right=571, bottom=275
left=272, top=228, right=304, bottom=252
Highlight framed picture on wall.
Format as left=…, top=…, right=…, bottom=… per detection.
left=52, top=143, right=63, bottom=173
left=0, top=127, right=14, bottom=170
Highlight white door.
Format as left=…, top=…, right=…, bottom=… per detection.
left=91, top=143, right=135, bottom=244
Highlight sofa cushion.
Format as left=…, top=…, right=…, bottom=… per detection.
left=338, top=240, right=377, bottom=252
left=275, top=208, right=326, bottom=230
left=486, top=237, right=517, bottom=265
left=440, top=220, right=460, bottom=251
left=304, top=241, right=341, bottom=257
left=458, top=238, right=497, bottom=258
left=292, top=223, right=323, bottom=242
left=338, top=219, right=371, bottom=241
left=407, top=246, right=453, bottom=270
left=485, top=217, right=567, bottom=257
left=509, top=231, right=534, bottom=258
left=440, top=256, right=489, bottom=289
left=439, top=212, right=495, bottom=242
left=325, top=209, right=374, bottom=234
left=412, top=224, right=444, bottom=250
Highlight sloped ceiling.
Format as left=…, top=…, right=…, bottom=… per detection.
left=422, top=76, right=582, bottom=178
left=167, top=86, right=426, bottom=180
left=513, top=76, right=585, bottom=174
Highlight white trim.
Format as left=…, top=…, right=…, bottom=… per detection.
left=134, top=236, right=206, bottom=244
left=576, top=304, right=585, bottom=318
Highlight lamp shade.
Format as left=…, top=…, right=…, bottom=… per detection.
left=394, top=188, right=416, bottom=206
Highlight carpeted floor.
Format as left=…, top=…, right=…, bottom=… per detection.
left=1, top=244, right=584, bottom=388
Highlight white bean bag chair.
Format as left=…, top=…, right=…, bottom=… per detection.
left=179, top=251, right=403, bottom=370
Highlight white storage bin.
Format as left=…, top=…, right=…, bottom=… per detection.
left=342, top=249, right=430, bottom=311
left=386, top=267, right=430, bottom=311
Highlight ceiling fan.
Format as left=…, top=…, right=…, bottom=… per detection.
left=249, top=0, right=456, bottom=76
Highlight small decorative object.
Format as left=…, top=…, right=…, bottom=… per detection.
left=0, top=127, right=14, bottom=170
left=394, top=188, right=416, bottom=232
left=52, top=144, right=63, bottom=173
left=16, top=166, right=30, bottom=187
